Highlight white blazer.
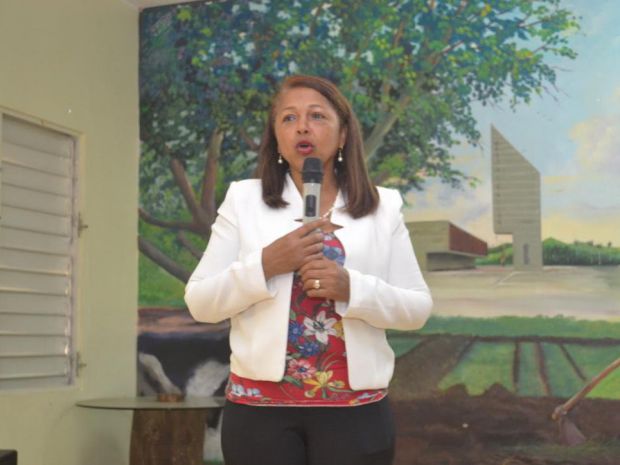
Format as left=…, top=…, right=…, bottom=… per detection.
left=185, top=175, right=432, bottom=390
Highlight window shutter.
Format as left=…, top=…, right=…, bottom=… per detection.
left=0, top=114, right=77, bottom=390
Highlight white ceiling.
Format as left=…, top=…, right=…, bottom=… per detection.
left=124, top=0, right=203, bottom=11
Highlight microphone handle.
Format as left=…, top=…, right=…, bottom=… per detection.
left=302, top=182, right=321, bottom=224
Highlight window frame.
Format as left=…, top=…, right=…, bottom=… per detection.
left=0, top=108, right=81, bottom=391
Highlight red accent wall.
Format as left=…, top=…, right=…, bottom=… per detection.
left=449, top=223, right=488, bottom=256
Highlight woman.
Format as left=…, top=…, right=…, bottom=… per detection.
left=185, top=75, right=432, bottom=465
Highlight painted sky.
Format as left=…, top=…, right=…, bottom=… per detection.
left=405, top=0, right=620, bottom=247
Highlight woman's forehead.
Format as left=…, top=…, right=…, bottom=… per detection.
left=275, top=87, right=335, bottom=112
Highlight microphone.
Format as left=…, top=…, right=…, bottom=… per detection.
left=302, top=157, right=323, bottom=224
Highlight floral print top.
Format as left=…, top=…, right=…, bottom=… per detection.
left=226, top=231, right=387, bottom=407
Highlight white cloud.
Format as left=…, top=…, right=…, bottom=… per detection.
left=404, top=149, right=497, bottom=244
left=570, top=114, right=620, bottom=175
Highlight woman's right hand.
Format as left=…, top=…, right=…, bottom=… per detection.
left=262, top=218, right=327, bottom=281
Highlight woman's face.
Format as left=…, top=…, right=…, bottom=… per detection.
left=273, top=86, right=346, bottom=180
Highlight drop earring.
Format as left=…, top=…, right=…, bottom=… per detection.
left=277, top=153, right=283, bottom=164
left=337, top=147, right=343, bottom=162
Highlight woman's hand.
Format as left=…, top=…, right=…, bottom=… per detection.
left=299, top=256, right=350, bottom=302
left=262, top=218, right=328, bottom=281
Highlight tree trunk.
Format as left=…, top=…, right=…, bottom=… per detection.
left=364, top=94, right=411, bottom=162
left=139, top=236, right=191, bottom=283
left=177, top=231, right=203, bottom=260
left=169, top=158, right=211, bottom=234
left=201, top=128, right=223, bottom=221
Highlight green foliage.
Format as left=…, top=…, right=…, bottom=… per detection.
left=139, top=220, right=204, bottom=270
left=139, top=3, right=580, bottom=221
left=544, top=238, right=620, bottom=265
left=139, top=1, right=581, bottom=282
left=477, top=238, right=620, bottom=266
left=476, top=242, right=513, bottom=265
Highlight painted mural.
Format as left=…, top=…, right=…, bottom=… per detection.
left=138, top=1, right=620, bottom=464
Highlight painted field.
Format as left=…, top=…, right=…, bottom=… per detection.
left=388, top=315, right=620, bottom=400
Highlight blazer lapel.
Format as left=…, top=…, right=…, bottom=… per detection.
left=278, top=174, right=304, bottom=231
left=331, top=190, right=357, bottom=263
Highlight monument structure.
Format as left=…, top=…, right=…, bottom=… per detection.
left=491, top=126, right=542, bottom=270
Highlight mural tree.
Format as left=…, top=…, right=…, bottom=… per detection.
left=139, top=0, right=579, bottom=283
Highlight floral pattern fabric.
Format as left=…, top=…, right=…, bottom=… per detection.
left=226, top=232, right=387, bottom=407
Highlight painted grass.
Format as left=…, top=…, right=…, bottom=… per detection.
left=139, top=220, right=201, bottom=307
left=438, top=342, right=514, bottom=394
left=408, top=315, right=620, bottom=339
left=541, top=343, right=585, bottom=398
left=517, top=342, right=546, bottom=397
left=565, top=345, right=620, bottom=399
left=387, top=318, right=620, bottom=399
left=139, top=254, right=186, bottom=307
left=590, top=366, right=620, bottom=398
left=565, top=345, right=620, bottom=379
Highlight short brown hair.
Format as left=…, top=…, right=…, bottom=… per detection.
left=255, top=75, right=379, bottom=219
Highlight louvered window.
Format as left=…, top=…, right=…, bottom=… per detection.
left=0, top=113, right=77, bottom=390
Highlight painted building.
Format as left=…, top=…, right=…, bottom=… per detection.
left=491, top=126, right=543, bottom=270
left=407, top=220, right=488, bottom=271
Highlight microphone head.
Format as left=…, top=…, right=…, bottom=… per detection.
left=302, top=157, right=323, bottom=183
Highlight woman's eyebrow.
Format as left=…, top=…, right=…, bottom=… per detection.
left=279, top=104, right=325, bottom=112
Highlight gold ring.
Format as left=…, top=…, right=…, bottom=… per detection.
left=313, top=279, right=320, bottom=290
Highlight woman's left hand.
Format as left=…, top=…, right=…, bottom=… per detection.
left=299, top=257, right=350, bottom=302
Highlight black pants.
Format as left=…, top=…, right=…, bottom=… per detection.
left=221, top=397, right=395, bottom=465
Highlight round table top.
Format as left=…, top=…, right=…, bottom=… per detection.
left=76, top=395, right=225, bottom=411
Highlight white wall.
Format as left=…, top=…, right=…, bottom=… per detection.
left=0, top=1, right=139, bottom=464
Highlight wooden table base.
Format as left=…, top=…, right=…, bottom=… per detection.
left=129, top=409, right=209, bottom=465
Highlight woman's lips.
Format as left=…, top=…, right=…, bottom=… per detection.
left=296, top=142, right=314, bottom=155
